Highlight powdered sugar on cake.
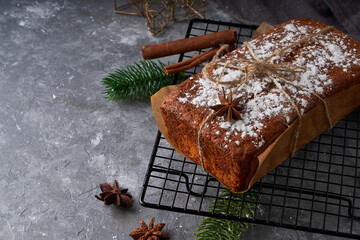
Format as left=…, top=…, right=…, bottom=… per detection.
left=176, top=19, right=360, bottom=150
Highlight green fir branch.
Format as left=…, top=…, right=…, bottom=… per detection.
left=195, top=188, right=262, bottom=240
left=101, top=60, right=179, bottom=101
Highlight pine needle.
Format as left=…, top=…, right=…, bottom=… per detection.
left=101, top=60, right=177, bottom=101
left=195, top=188, right=262, bottom=240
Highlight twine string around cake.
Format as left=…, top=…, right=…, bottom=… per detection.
left=197, top=26, right=334, bottom=170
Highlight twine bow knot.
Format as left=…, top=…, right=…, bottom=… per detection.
left=203, top=41, right=309, bottom=89
left=197, top=26, right=334, bottom=170
left=240, top=43, right=307, bottom=82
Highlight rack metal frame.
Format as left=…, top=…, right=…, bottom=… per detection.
left=140, top=19, right=360, bottom=239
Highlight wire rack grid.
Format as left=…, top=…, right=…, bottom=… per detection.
left=140, top=19, right=360, bottom=239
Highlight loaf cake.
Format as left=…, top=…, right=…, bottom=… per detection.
left=159, top=18, right=360, bottom=192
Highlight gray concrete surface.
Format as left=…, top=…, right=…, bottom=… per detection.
left=0, top=0, right=344, bottom=239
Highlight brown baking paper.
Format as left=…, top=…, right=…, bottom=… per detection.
left=252, top=22, right=275, bottom=39
left=152, top=83, right=360, bottom=192
left=150, top=24, right=360, bottom=193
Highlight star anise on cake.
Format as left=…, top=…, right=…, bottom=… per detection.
left=94, top=180, right=133, bottom=208
left=129, top=217, right=170, bottom=240
left=209, top=89, right=243, bottom=122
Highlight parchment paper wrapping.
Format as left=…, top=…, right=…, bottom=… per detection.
left=150, top=23, right=360, bottom=192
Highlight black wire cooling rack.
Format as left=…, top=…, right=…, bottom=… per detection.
left=140, top=19, right=360, bottom=239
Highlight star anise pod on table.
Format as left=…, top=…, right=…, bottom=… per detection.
left=209, top=89, right=243, bottom=122
left=94, top=180, right=133, bottom=208
left=129, top=217, right=170, bottom=240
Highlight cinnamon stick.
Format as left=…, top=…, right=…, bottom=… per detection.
left=142, top=29, right=237, bottom=60
left=163, top=44, right=235, bottom=75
